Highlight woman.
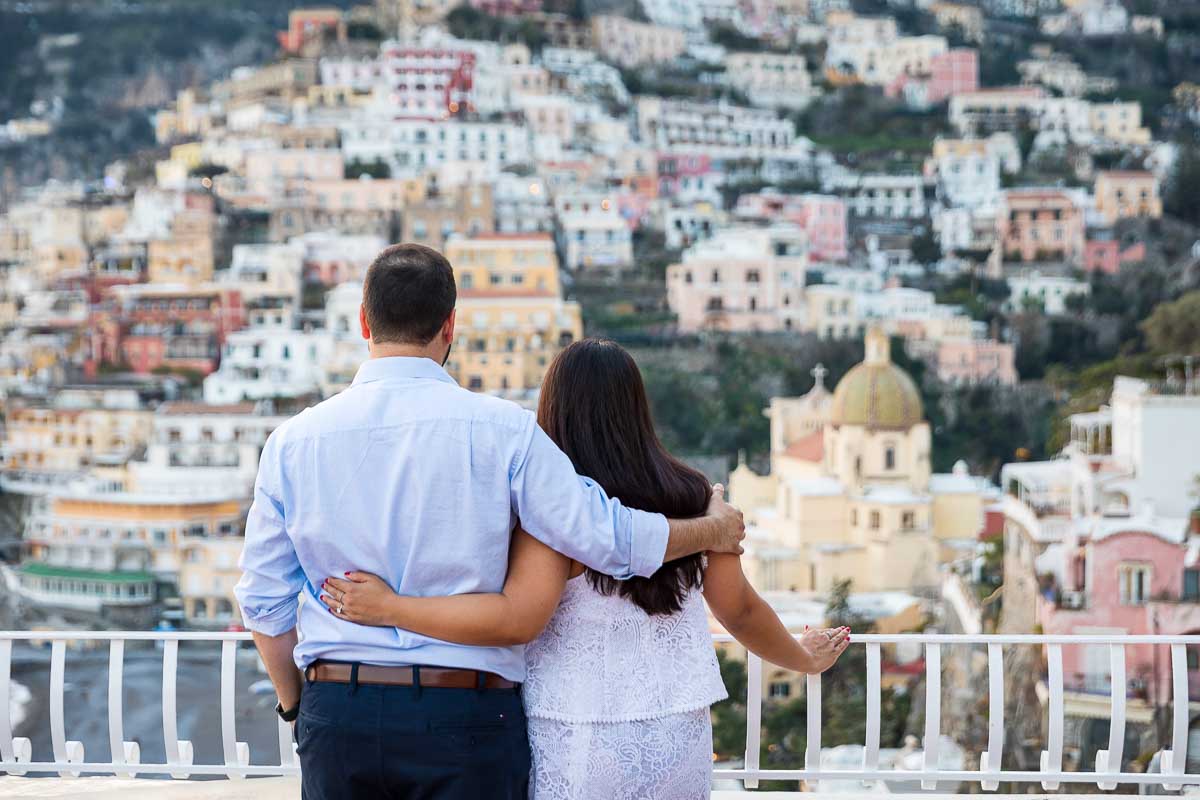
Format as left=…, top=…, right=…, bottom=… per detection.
left=319, top=339, right=850, bottom=799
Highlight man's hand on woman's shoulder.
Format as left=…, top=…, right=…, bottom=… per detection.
left=663, top=483, right=746, bottom=561
left=705, top=484, right=746, bottom=555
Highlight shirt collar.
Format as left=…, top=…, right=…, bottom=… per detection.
left=351, top=356, right=458, bottom=387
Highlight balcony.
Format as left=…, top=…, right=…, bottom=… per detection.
left=4, top=632, right=1200, bottom=796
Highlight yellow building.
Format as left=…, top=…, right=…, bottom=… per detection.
left=147, top=207, right=216, bottom=285
left=1094, top=170, right=1162, bottom=226
left=730, top=329, right=993, bottom=595
left=178, top=537, right=244, bottom=625
left=1, top=402, right=153, bottom=476
left=19, top=490, right=245, bottom=626
left=154, top=142, right=205, bottom=187
left=401, top=184, right=494, bottom=252
left=1088, top=101, right=1151, bottom=145
left=444, top=233, right=583, bottom=397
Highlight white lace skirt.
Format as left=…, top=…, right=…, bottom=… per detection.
left=528, top=707, right=713, bottom=800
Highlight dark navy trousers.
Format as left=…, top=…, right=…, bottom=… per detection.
left=296, top=673, right=531, bottom=800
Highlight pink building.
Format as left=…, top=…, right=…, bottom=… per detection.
left=734, top=191, right=848, bottom=263
left=656, top=153, right=719, bottom=202
left=1084, top=238, right=1147, bottom=274
left=1039, top=526, right=1200, bottom=708
left=928, top=48, right=979, bottom=104
left=1000, top=189, right=1085, bottom=264
left=666, top=226, right=808, bottom=333
left=793, top=195, right=849, bottom=263
left=932, top=337, right=1017, bottom=386
left=1003, top=378, right=1200, bottom=759
left=886, top=48, right=978, bottom=107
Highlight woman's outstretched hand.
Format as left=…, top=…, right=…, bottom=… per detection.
left=321, top=572, right=399, bottom=627
left=799, top=626, right=851, bottom=674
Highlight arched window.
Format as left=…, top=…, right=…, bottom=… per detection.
left=885, top=445, right=896, bottom=471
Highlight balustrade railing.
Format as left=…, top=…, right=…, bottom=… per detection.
left=1, top=631, right=1199, bottom=791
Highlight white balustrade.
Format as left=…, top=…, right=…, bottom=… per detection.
left=0, top=630, right=1198, bottom=791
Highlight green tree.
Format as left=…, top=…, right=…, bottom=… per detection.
left=346, top=159, right=390, bottom=179
left=1140, top=290, right=1200, bottom=354
left=712, top=651, right=749, bottom=758
left=1165, top=143, right=1200, bottom=226
left=909, top=227, right=941, bottom=266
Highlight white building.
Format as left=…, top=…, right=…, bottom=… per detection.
left=126, top=402, right=286, bottom=497
left=640, top=0, right=704, bottom=29
left=1005, top=270, right=1090, bottom=315
left=291, top=230, right=387, bottom=287
left=559, top=211, right=633, bottom=271
left=493, top=173, right=553, bottom=234
left=830, top=173, right=927, bottom=219
left=724, top=52, right=816, bottom=110
left=824, top=14, right=948, bottom=87
left=203, top=329, right=334, bottom=404
left=636, top=96, right=797, bottom=154
left=664, top=202, right=723, bottom=249
left=219, top=241, right=304, bottom=305
left=321, top=281, right=370, bottom=395
left=1001, top=374, right=1200, bottom=597
left=340, top=113, right=532, bottom=178
left=925, top=134, right=1019, bottom=211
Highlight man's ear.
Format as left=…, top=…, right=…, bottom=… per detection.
left=442, top=308, right=457, bottom=343
left=359, top=305, right=371, bottom=342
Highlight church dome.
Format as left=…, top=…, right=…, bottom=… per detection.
left=830, top=329, right=924, bottom=430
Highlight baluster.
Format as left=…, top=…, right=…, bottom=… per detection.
left=161, top=640, right=194, bottom=779
left=108, top=640, right=140, bottom=778
left=921, top=643, right=941, bottom=790
left=49, top=640, right=84, bottom=777
left=805, top=673, right=821, bottom=790
left=1096, top=643, right=1126, bottom=791
left=980, top=643, right=1004, bottom=791
left=862, top=642, right=881, bottom=787
left=743, top=652, right=763, bottom=790
left=1040, top=643, right=1065, bottom=790
left=278, top=715, right=298, bottom=771
left=0, top=639, right=32, bottom=775
left=220, top=640, right=250, bottom=779
left=1161, top=644, right=1188, bottom=791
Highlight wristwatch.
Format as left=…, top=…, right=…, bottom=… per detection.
left=276, top=701, right=300, bottom=723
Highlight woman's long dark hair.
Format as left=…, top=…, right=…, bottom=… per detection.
left=538, top=338, right=711, bottom=616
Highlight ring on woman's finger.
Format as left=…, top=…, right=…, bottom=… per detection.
left=337, top=605, right=343, bottom=614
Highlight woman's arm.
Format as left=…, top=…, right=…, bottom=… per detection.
left=320, top=528, right=572, bottom=647
left=703, top=553, right=849, bottom=674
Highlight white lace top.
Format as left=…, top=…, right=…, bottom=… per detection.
left=522, top=572, right=729, bottom=723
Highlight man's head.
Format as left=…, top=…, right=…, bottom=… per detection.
left=359, top=243, right=457, bottom=362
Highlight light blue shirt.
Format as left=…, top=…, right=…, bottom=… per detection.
left=234, top=356, right=670, bottom=681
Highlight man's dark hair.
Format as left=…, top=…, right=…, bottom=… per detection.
left=362, top=243, right=456, bottom=344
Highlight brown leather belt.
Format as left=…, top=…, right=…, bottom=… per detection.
left=304, top=661, right=519, bottom=690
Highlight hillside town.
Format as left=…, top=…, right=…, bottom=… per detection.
left=1, top=0, right=1200, bottom=787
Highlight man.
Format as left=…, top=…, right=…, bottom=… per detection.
left=235, top=243, right=745, bottom=799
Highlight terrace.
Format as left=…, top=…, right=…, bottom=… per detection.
left=3, top=630, right=1200, bottom=797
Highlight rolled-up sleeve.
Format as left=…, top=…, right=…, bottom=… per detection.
left=509, top=414, right=668, bottom=579
left=235, top=434, right=304, bottom=636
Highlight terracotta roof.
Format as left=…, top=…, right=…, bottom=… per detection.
left=1097, top=170, right=1154, bottom=179
left=159, top=402, right=257, bottom=415
left=783, top=430, right=825, bottom=462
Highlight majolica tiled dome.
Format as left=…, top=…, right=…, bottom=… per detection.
left=830, top=329, right=923, bottom=430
